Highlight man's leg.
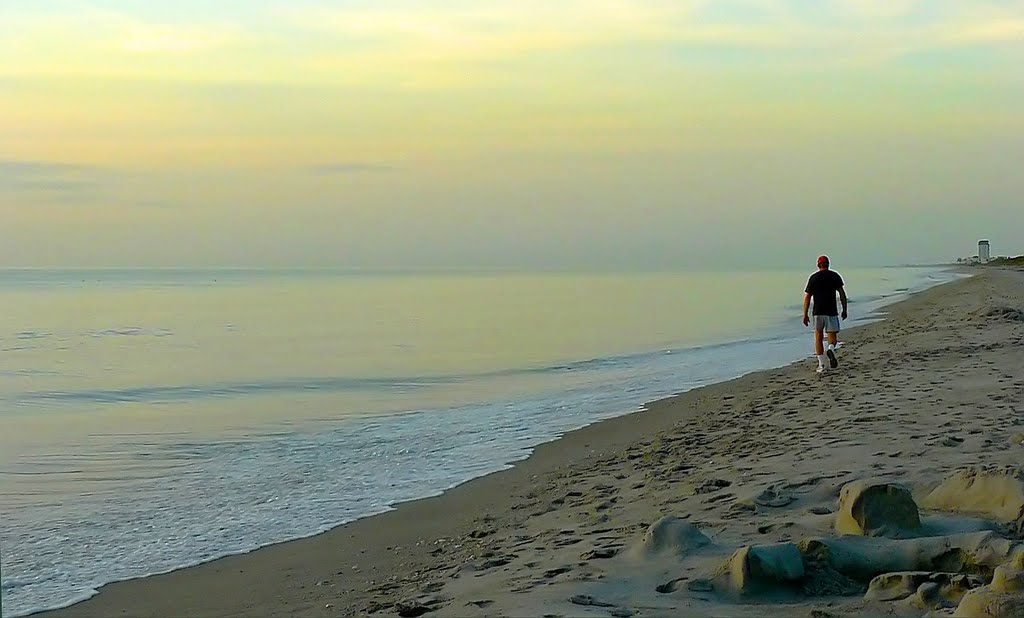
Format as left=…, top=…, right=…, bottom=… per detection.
left=823, top=317, right=839, bottom=368
left=814, top=325, right=826, bottom=371
left=825, top=323, right=839, bottom=368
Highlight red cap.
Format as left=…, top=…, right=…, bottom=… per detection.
left=817, top=255, right=829, bottom=267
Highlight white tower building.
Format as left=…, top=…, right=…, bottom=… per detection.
left=979, top=240, right=991, bottom=262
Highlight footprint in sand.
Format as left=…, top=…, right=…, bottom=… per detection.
left=466, top=600, right=493, bottom=608
left=753, top=486, right=794, bottom=507
left=657, top=577, right=713, bottom=594
left=544, top=566, right=573, bottom=578
left=580, top=548, right=618, bottom=560
left=569, top=594, right=614, bottom=607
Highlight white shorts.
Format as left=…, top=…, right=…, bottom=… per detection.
left=814, top=315, right=841, bottom=333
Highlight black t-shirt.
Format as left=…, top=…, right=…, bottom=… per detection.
left=805, top=270, right=844, bottom=316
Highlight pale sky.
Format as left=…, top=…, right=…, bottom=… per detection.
left=2, top=0, right=1022, bottom=269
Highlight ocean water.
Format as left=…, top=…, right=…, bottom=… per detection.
left=0, top=267, right=958, bottom=616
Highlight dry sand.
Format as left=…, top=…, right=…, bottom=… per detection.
left=42, top=268, right=1024, bottom=618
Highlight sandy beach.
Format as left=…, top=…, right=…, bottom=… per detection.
left=42, top=267, right=1024, bottom=618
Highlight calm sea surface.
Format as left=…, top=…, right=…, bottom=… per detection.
left=0, top=267, right=957, bottom=616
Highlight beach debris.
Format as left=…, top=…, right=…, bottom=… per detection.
left=908, top=581, right=944, bottom=610
left=952, top=561, right=1024, bottom=616
left=608, top=607, right=635, bottom=617
left=637, top=516, right=711, bottom=556
left=665, top=531, right=1024, bottom=604
left=943, top=435, right=966, bottom=447
left=835, top=479, right=921, bottom=537
left=809, top=506, right=833, bottom=515
left=569, top=594, right=614, bottom=607
left=718, top=542, right=805, bottom=595
left=993, top=556, right=1024, bottom=589
left=863, top=571, right=982, bottom=603
left=922, top=466, right=1024, bottom=535
left=797, top=532, right=1020, bottom=583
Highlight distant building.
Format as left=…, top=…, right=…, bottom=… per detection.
left=979, top=240, right=991, bottom=262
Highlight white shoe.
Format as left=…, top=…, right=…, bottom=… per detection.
left=816, top=365, right=827, bottom=374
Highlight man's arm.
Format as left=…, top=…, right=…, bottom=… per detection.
left=802, top=292, right=812, bottom=326
left=839, top=287, right=848, bottom=320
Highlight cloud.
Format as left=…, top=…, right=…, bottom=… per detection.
left=118, top=21, right=246, bottom=54
left=122, top=31, right=219, bottom=54
left=828, top=0, right=925, bottom=20
left=281, top=1, right=698, bottom=60
left=3, top=1, right=1020, bottom=88
left=0, top=10, right=250, bottom=82
left=0, top=160, right=88, bottom=175
left=0, top=159, right=107, bottom=203
left=0, top=160, right=181, bottom=208
left=308, top=163, right=398, bottom=175
left=132, top=198, right=177, bottom=208
left=951, top=18, right=1024, bottom=44
left=279, top=0, right=1024, bottom=71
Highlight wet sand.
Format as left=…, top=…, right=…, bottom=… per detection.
left=43, top=268, right=1024, bottom=617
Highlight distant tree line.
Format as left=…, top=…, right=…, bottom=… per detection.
left=983, top=255, right=1024, bottom=267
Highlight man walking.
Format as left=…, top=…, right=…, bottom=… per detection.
left=802, top=255, right=848, bottom=373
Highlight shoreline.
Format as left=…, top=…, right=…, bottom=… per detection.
left=39, top=268, right=1024, bottom=618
